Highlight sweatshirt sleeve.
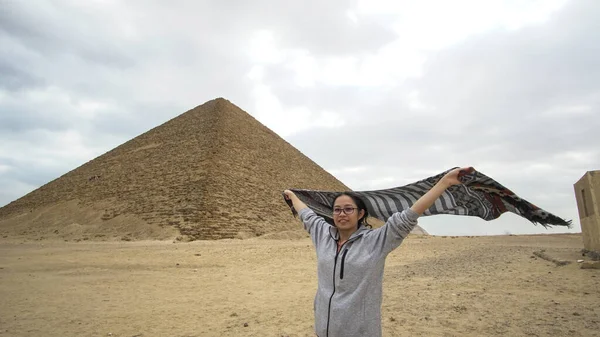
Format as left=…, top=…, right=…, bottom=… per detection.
left=298, top=208, right=331, bottom=246
left=369, top=208, right=420, bottom=257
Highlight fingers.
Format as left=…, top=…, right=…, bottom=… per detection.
left=455, top=167, right=475, bottom=185
left=441, top=167, right=471, bottom=186
left=459, top=166, right=474, bottom=174
left=283, top=189, right=294, bottom=200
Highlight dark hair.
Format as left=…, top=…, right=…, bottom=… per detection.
left=332, top=192, right=371, bottom=228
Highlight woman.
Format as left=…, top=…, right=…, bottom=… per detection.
left=283, top=167, right=466, bottom=337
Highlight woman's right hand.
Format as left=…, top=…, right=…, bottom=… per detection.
left=283, top=189, right=295, bottom=200
left=283, top=189, right=308, bottom=213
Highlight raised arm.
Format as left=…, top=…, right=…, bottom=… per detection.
left=283, top=189, right=308, bottom=212
left=283, top=189, right=330, bottom=245
left=410, top=167, right=465, bottom=215
left=373, top=167, right=468, bottom=256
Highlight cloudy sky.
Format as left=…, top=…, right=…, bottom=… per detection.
left=1, top=0, right=598, bottom=235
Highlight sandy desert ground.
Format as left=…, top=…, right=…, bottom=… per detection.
left=1, top=233, right=599, bottom=337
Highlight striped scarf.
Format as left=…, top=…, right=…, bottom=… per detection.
left=284, top=167, right=571, bottom=228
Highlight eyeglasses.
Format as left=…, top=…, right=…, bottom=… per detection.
left=333, top=207, right=358, bottom=215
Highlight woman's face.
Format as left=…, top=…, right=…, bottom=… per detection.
left=333, top=195, right=365, bottom=231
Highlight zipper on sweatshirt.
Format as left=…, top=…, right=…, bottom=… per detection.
left=340, top=249, right=348, bottom=279
left=326, top=241, right=345, bottom=337
left=325, top=234, right=363, bottom=337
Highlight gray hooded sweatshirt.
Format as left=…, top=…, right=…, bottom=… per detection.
left=299, top=207, right=420, bottom=337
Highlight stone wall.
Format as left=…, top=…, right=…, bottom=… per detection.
left=574, top=170, right=600, bottom=252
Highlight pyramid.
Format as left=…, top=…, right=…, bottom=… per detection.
left=0, top=98, right=427, bottom=240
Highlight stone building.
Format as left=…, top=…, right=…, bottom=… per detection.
left=574, top=170, right=600, bottom=252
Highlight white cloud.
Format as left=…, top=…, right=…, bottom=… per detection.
left=0, top=179, right=38, bottom=206
left=251, top=83, right=312, bottom=136
left=0, top=129, right=97, bottom=169
left=542, top=104, right=594, bottom=117
left=0, top=164, right=11, bottom=174
left=357, top=0, right=569, bottom=34
left=248, top=30, right=284, bottom=64
left=250, top=83, right=349, bottom=137
left=328, top=166, right=369, bottom=175
left=287, top=51, right=318, bottom=87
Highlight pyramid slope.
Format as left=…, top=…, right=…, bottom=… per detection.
left=1, top=99, right=224, bottom=238
left=0, top=98, right=427, bottom=240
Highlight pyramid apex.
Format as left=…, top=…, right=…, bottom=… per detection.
left=194, top=97, right=242, bottom=113
left=211, top=97, right=228, bottom=103
left=209, top=97, right=233, bottom=105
